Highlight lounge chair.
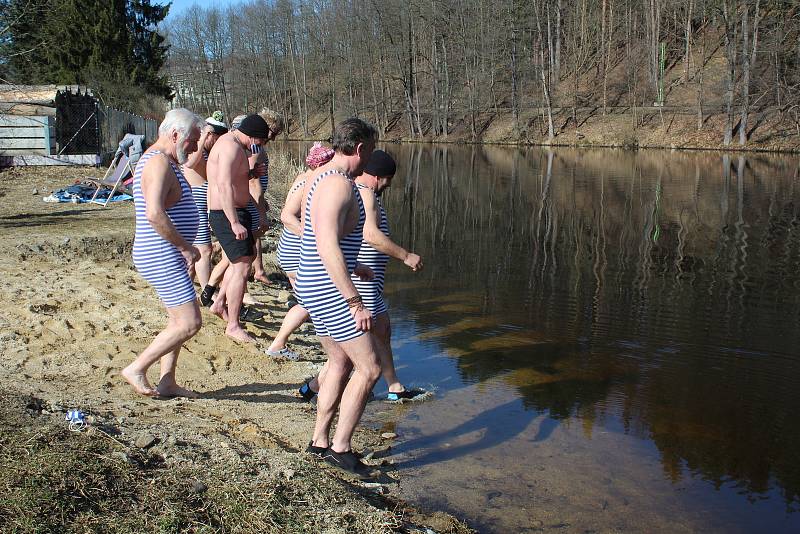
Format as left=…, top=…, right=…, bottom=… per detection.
left=88, top=134, right=145, bottom=207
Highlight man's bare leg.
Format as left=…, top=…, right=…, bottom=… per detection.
left=157, top=346, right=200, bottom=398
left=208, top=276, right=229, bottom=321
left=225, top=255, right=255, bottom=342
left=195, top=244, right=213, bottom=289
left=252, top=238, right=269, bottom=283
left=329, top=334, right=381, bottom=453
left=208, top=252, right=229, bottom=288
left=122, top=300, right=202, bottom=396
left=312, top=336, right=353, bottom=448
left=267, top=304, right=309, bottom=352
left=373, top=313, right=404, bottom=393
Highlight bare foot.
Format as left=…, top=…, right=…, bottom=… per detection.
left=226, top=326, right=256, bottom=343
left=253, top=272, right=270, bottom=284
left=121, top=366, right=157, bottom=396
left=209, top=301, right=228, bottom=321
left=156, top=382, right=199, bottom=399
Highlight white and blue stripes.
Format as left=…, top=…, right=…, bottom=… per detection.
left=190, top=181, right=211, bottom=245
left=248, top=145, right=267, bottom=232
left=250, top=144, right=269, bottom=188
left=186, top=150, right=210, bottom=246
left=132, top=150, right=199, bottom=308
left=295, top=170, right=365, bottom=341
left=352, top=184, right=390, bottom=316
left=246, top=200, right=261, bottom=232
left=276, top=179, right=306, bottom=273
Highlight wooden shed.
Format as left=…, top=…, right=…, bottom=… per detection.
left=0, top=85, right=158, bottom=166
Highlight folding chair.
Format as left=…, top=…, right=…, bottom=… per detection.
left=88, top=134, right=145, bottom=207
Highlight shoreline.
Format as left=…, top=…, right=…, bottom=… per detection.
left=0, top=164, right=473, bottom=534
left=282, top=136, right=800, bottom=155
left=279, top=107, right=800, bottom=155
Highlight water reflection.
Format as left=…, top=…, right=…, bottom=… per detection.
left=376, top=145, right=800, bottom=525
left=276, top=141, right=800, bottom=530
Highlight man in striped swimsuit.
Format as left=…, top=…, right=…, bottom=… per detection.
left=183, top=114, right=227, bottom=292
left=123, top=108, right=204, bottom=398
left=250, top=109, right=284, bottom=284
left=297, top=118, right=382, bottom=478
left=207, top=114, right=271, bottom=343
left=353, top=150, right=424, bottom=400
left=299, top=151, right=425, bottom=402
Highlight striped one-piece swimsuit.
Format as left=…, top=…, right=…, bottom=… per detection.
left=295, top=170, right=365, bottom=342
left=246, top=144, right=268, bottom=232
left=352, top=184, right=390, bottom=316
left=132, top=150, right=199, bottom=308
left=276, top=179, right=306, bottom=273
left=189, top=150, right=211, bottom=246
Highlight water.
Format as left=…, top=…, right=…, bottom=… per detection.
left=279, top=142, right=800, bottom=533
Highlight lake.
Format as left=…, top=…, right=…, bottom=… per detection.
left=279, top=142, right=800, bottom=533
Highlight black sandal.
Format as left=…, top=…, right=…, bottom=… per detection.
left=386, top=388, right=426, bottom=402
left=323, top=448, right=379, bottom=479
left=298, top=380, right=317, bottom=402
left=239, top=306, right=265, bottom=323
left=306, top=441, right=327, bottom=457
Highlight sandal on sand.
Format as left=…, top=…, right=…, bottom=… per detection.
left=266, top=347, right=300, bottom=361
left=386, top=388, right=426, bottom=402
left=298, top=380, right=317, bottom=402
left=323, top=449, right=379, bottom=479
left=239, top=306, right=265, bottom=323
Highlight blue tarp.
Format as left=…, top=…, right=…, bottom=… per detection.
left=43, top=184, right=132, bottom=204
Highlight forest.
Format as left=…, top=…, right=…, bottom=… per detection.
left=3, top=0, right=800, bottom=147
left=165, top=0, right=800, bottom=147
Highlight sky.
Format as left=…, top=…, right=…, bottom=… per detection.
left=158, top=0, right=238, bottom=20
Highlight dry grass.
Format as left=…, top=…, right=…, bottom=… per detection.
left=266, top=149, right=305, bottom=214
left=0, top=393, right=445, bottom=534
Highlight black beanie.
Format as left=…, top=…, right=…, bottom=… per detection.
left=364, top=150, right=396, bottom=177
left=238, top=114, right=270, bottom=139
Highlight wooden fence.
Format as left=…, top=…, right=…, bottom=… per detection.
left=98, top=106, right=158, bottom=157
left=0, top=115, right=55, bottom=155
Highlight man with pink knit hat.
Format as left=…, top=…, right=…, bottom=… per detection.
left=266, top=142, right=335, bottom=359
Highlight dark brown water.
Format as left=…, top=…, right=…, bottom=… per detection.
left=279, top=142, right=800, bottom=533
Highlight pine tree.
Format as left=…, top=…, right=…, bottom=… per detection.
left=1, top=0, right=171, bottom=110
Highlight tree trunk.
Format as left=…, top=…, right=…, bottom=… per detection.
left=722, top=0, right=737, bottom=145
left=739, top=0, right=760, bottom=145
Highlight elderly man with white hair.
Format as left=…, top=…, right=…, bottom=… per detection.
left=122, top=108, right=204, bottom=398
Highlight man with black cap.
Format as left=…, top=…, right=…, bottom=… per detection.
left=300, top=150, right=426, bottom=404
left=353, top=150, right=425, bottom=400
left=206, top=113, right=270, bottom=342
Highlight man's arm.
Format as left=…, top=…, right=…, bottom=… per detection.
left=183, top=127, right=210, bottom=170
left=280, top=175, right=305, bottom=236
left=216, top=145, right=247, bottom=239
left=141, top=155, right=198, bottom=265
left=359, top=187, right=422, bottom=271
left=249, top=177, right=267, bottom=233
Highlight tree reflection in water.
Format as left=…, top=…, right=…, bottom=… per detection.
left=380, top=144, right=800, bottom=508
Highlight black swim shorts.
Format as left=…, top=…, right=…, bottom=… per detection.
left=209, top=208, right=254, bottom=261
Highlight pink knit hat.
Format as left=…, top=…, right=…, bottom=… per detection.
left=306, top=142, right=335, bottom=169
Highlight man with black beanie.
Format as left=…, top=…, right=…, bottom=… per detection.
left=205, top=114, right=269, bottom=342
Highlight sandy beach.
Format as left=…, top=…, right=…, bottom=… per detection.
left=0, top=163, right=471, bottom=534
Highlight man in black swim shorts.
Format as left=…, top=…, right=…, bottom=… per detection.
left=208, top=208, right=253, bottom=261
left=206, top=114, right=270, bottom=342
